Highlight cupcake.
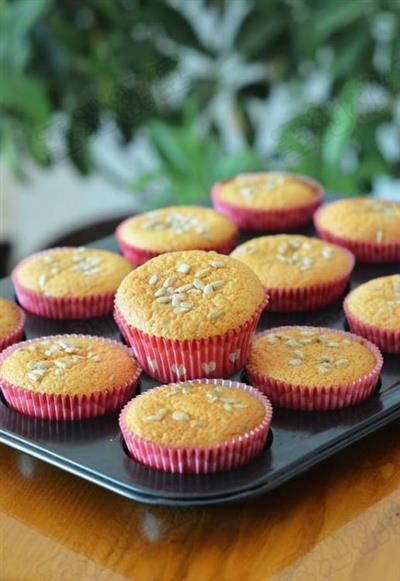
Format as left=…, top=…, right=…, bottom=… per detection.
left=211, top=172, right=323, bottom=231
left=0, top=334, right=141, bottom=419
left=344, top=275, right=400, bottom=354
left=246, top=326, right=383, bottom=410
left=114, top=250, right=267, bottom=382
left=314, top=198, right=400, bottom=262
left=231, top=234, right=354, bottom=311
left=120, top=378, right=273, bottom=473
left=0, top=298, right=25, bottom=352
left=12, top=247, right=132, bottom=319
left=116, top=206, right=238, bottom=266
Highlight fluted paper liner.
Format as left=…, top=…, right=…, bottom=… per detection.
left=246, top=327, right=383, bottom=411
left=314, top=208, right=400, bottom=263
left=0, top=305, right=25, bottom=352
left=211, top=172, right=324, bottom=231
left=115, top=221, right=238, bottom=266
left=114, top=293, right=268, bottom=383
left=12, top=248, right=121, bottom=319
left=0, top=335, right=142, bottom=420
left=344, top=294, right=400, bottom=354
left=120, top=378, right=273, bottom=474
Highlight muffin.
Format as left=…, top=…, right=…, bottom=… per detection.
left=120, top=378, right=273, bottom=473
left=231, top=234, right=354, bottom=311
left=314, top=198, right=400, bottom=262
left=211, top=172, right=323, bottom=231
left=0, top=298, right=25, bottom=352
left=114, top=250, right=267, bottom=382
left=12, top=247, right=132, bottom=319
left=116, top=206, right=238, bottom=266
left=0, top=334, right=141, bottom=419
left=344, top=275, right=400, bottom=354
left=246, top=326, right=383, bottom=410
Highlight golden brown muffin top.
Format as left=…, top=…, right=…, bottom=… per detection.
left=231, top=235, right=352, bottom=289
left=216, top=172, right=320, bottom=209
left=123, top=382, right=266, bottom=447
left=0, top=335, right=139, bottom=395
left=317, top=198, right=400, bottom=243
left=248, top=327, right=378, bottom=388
left=346, top=274, right=400, bottom=331
left=0, top=298, right=22, bottom=339
left=115, top=250, right=265, bottom=340
left=118, top=206, right=237, bottom=251
left=15, top=247, right=132, bottom=297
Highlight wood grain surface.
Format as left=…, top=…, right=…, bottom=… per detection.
left=1, top=418, right=400, bottom=581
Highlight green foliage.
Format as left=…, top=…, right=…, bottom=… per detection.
left=0, top=0, right=399, bottom=198
left=130, top=103, right=262, bottom=209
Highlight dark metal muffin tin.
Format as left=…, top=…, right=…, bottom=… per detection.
left=1, top=201, right=399, bottom=506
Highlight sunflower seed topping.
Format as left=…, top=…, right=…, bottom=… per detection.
left=38, top=274, right=48, bottom=288
left=335, top=359, right=349, bottom=367
left=223, top=403, right=233, bottom=412
left=163, top=276, right=176, bottom=288
left=210, top=261, right=225, bottom=268
left=177, top=263, right=191, bottom=274
left=172, top=411, right=190, bottom=421
left=288, top=358, right=303, bottom=366
left=195, top=268, right=211, bottom=279
left=208, top=310, right=224, bottom=320
left=266, top=334, right=279, bottom=344
left=155, top=296, right=172, bottom=304
left=144, top=408, right=168, bottom=422
left=149, top=274, right=158, bottom=285
left=322, top=247, right=334, bottom=260
left=193, top=278, right=205, bottom=290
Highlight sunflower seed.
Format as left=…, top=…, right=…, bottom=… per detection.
left=327, top=341, right=340, bottom=347
left=318, top=366, right=331, bottom=374
left=322, top=247, right=334, bottom=260
left=163, top=276, right=176, bottom=288
left=176, top=283, right=193, bottom=293
left=155, top=296, right=172, bottom=304
left=318, top=355, right=334, bottom=363
left=177, top=263, right=191, bottom=274
left=211, top=280, right=225, bottom=289
left=302, top=242, right=312, bottom=250
left=285, top=339, right=300, bottom=347
left=144, top=408, right=168, bottom=422
left=38, top=274, right=48, bottom=287
left=154, top=287, right=168, bottom=297
left=293, top=349, right=305, bottom=358
left=223, top=403, right=233, bottom=412
left=288, top=358, right=302, bottom=366
left=277, top=243, right=289, bottom=254
left=193, top=278, right=205, bottom=290
left=192, top=420, right=208, bottom=428
left=266, top=334, right=279, bottom=344
left=208, top=310, right=224, bottom=320
left=335, top=359, right=349, bottom=367
left=233, top=403, right=249, bottom=409
left=203, top=284, right=214, bottom=296
left=289, top=240, right=301, bottom=248
left=172, top=411, right=190, bottom=421
left=148, top=274, right=158, bottom=285
left=43, top=255, right=54, bottom=263
left=209, top=261, right=224, bottom=268
left=195, top=268, right=211, bottom=279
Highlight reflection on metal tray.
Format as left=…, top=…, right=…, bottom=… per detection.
left=1, top=214, right=399, bottom=506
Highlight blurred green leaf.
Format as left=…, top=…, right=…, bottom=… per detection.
left=0, top=73, right=51, bottom=122
left=322, top=79, right=361, bottom=168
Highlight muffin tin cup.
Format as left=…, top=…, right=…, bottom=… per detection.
left=343, top=296, right=400, bottom=354
left=263, top=250, right=355, bottom=312
left=211, top=172, right=324, bottom=231
left=0, top=336, right=142, bottom=420
left=114, top=293, right=269, bottom=383
left=119, top=378, right=273, bottom=474
left=0, top=306, right=25, bottom=352
left=314, top=208, right=400, bottom=263
left=115, top=222, right=238, bottom=266
left=12, top=249, right=118, bottom=319
left=246, top=327, right=383, bottom=411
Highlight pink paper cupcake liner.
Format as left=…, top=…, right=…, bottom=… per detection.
left=119, top=378, right=273, bottom=473
left=12, top=248, right=118, bottom=319
left=114, top=292, right=268, bottom=383
left=211, top=172, right=324, bottom=231
left=0, top=305, right=25, bottom=352
left=343, top=294, right=400, bottom=354
left=246, top=327, right=383, bottom=411
left=115, top=221, right=238, bottom=266
left=0, top=335, right=142, bottom=420
left=264, top=249, right=355, bottom=312
left=314, top=208, right=400, bottom=263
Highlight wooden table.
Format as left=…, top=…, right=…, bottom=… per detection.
left=1, top=418, right=400, bottom=581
